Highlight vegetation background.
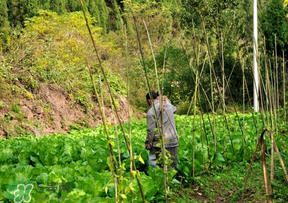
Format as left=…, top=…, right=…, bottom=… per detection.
left=0, top=0, right=288, bottom=202
left=0, top=0, right=288, bottom=136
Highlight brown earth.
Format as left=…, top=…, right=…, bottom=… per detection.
left=0, top=83, right=131, bottom=138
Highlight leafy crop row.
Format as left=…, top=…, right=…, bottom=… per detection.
left=0, top=113, right=287, bottom=202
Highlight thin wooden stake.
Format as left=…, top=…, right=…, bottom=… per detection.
left=79, top=2, right=146, bottom=201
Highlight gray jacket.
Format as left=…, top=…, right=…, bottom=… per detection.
left=146, top=100, right=178, bottom=148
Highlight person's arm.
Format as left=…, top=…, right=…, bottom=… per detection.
left=172, top=104, right=177, bottom=113
left=163, top=96, right=176, bottom=113
left=163, top=96, right=171, bottom=103
left=145, top=113, right=155, bottom=150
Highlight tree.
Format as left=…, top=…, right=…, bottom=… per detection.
left=67, top=0, right=81, bottom=12
left=0, top=0, right=10, bottom=49
left=49, top=0, right=66, bottom=14
left=261, top=0, right=288, bottom=55
left=6, top=0, right=39, bottom=28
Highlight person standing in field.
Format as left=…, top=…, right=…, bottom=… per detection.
left=145, top=91, right=178, bottom=169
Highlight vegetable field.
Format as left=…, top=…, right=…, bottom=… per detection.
left=1, top=114, right=287, bottom=203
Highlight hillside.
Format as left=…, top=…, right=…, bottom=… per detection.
left=0, top=82, right=130, bottom=137
left=0, top=11, right=133, bottom=137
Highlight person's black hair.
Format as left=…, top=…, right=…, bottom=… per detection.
left=146, top=91, right=159, bottom=100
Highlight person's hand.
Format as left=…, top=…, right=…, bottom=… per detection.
left=146, top=143, right=152, bottom=150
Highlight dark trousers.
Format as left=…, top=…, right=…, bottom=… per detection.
left=154, top=146, right=178, bottom=169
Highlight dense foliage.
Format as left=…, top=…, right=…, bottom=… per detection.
left=1, top=0, right=288, bottom=113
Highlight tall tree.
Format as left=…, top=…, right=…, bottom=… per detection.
left=67, top=0, right=81, bottom=12
left=260, top=0, right=288, bottom=55
left=0, top=0, right=9, bottom=29
left=6, top=0, right=38, bottom=28
left=0, top=0, right=10, bottom=49
left=50, top=0, right=66, bottom=14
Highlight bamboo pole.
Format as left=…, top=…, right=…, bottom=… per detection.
left=283, top=51, right=286, bottom=121
left=260, top=132, right=270, bottom=199
left=263, top=37, right=270, bottom=127
left=273, top=139, right=288, bottom=184
left=198, top=91, right=205, bottom=171
left=241, top=137, right=260, bottom=202
left=143, top=19, right=167, bottom=201
left=241, top=129, right=272, bottom=203
left=124, top=25, right=134, bottom=202
left=221, top=32, right=225, bottom=110
left=241, top=57, right=245, bottom=147
left=201, top=15, right=244, bottom=151
left=192, top=72, right=199, bottom=177
left=79, top=2, right=146, bottom=201
left=270, top=130, right=274, bottom=193
left=275, top=35, right=279, bottom=109
left=87, top=63, right=118, bottom=202
left=272, top=56, right=279, bottom=132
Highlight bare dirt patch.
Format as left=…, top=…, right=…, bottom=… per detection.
left=0, top=83, right=131, bottom=137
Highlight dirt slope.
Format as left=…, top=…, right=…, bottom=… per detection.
left=0, top=83, right=130, bottom=138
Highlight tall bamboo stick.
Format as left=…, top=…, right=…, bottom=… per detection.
left=142, top=19, right=168, bottom=201
left=124, top=25, right=134, bottom=202
left=87, top=63, right=118, bottom=202
left=283, top=51, right=286, bottom=121
left=79, top=2, right=145, bottom=201
left=192, top=72, right=199, bottom=177
left=275, top=35, right=279, bottom=109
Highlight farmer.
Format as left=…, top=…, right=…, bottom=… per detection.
left=145, top=91, right=178, bottom=169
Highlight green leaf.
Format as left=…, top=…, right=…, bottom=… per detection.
left=138, top=155, right=145, bottom=164
left=213, top=153, right=226, bottom=166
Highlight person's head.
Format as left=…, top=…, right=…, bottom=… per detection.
left=146, top=91, right=159, bottom=106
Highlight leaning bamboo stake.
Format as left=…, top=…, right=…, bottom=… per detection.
left=192, top=72, right=199, bottom=177
left=180, top=44, right=217, bottom=152
left=221, top=32, right=225, bottom=111
left=224, top=116, right=235, bottom=155
left=273, top=58, right=279, bottom=132
left=199, top=110, right=211, bottom=169
left=243, top=75, right=258, bottom=133
left=241, top=129, right=271, bottom=203
left=283, top=51, right=286, bottom=121
left=201, top=16, right=245, bottom=151
left=263, top=39, right=270, bottom=127
left=241, top=135, right=261, bottom=202
left=142, top=18, right=168, bottom=202
left=275, top=35, right=279, bottom=109
left=161, top=39, right=169, bottom=95
left=180, top=53, right=207, bottom=136
left=268, top=130, right=288, bottom=185
left=79, top=2, right=146, bottom=201
left=273, top=139, right=288, bottom=184
left=267, top=60, right=274, bottom=130
left=198, top=91, right=205, bottom=171
left=241, top=56, right=245, bottom=147
left=260, top=132, right=270, bottom=199
left=124, top=25, right=134, bottom=202
left=270, top=130, right=274, bottom=194
left=242, top=129, right=288, bottom=202
left=87, top=63, right=118, bottom=203
left=258, top=69, right=267, bottom=128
